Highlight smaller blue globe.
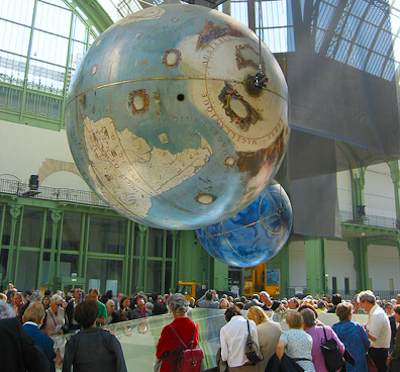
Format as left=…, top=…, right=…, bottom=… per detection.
left=196, top=183, right=293, bottom=267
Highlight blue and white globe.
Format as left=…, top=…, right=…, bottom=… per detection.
left=66, top=4, right=288, bottom=230
left=196, top=183, right=293, bottom=267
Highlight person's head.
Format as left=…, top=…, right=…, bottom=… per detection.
left=12, top=292, right=23, bottom=306
left=0, top=300, right=15, bottom=319
left=88, top=288, right=99, bottom=301
left=167, top=294, right=189, bottom=317
left=332, top=293, right=342, bottom=306
left=118, top=296, right=126, bottom=309
left=205, top=291, right=213, bottom=301
left=298, top=303, right=318, bottom=319
left=235, top=302, right=244, bottom=310
left=224, top=305, right=241, bottom=322
left=396, top=294, right=400, bottom=304
left=358, top=291, right=376, bottom=312
left=219, top=298, right=230, bottom=309
left=42, top=295, right=50, bottom=308
left=0, top=293, right=7, bottom=302
left=288, top=297, right=300, bottom=309
left=259, top=291, right=272, bottom=306
left=145, top=302, right=154, bottom=313
left=105, top=299, right=115, bottom=315
left=394, top=305, right=400, bottom=322
left=50, top=294, right=64, bottom=313
left=317, top=301, right=326, bottom=310
left=105, top=290, right=113, bottom=299
left=8, top=282, right=14, bottom=290
left=286, top=310, right=303, bottom=329
left=73, top=288, right=82, bottom=302
left=137, top=297, right=146, bottom=308
left=336, top=302, right=353, bottom=322
left=247, top=305, right=268, bottom=325
left=75, top=300, right=98, bottom=329
left=300, top=308, right=316, bottom=329
left=22, top=302, right=45, bottom=325
left=384, top=302, right=394, bottom=316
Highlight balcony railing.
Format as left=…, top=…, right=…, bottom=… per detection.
left=0, top=177, right=398, bottom=229
left=0, top=177, right=108, bottom=208
left=339, top=210, right=398, bottom=229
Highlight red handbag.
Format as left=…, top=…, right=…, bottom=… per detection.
left=170, top=325, right=204, bottom=372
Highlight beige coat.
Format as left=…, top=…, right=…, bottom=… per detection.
left=255, top=319, right=282, bottom=372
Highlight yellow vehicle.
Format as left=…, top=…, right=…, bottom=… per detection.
left=176, top=281, right=197, bottom=300
left=243, top=263, right=280, bottom=297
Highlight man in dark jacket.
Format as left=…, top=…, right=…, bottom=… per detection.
left=22, top=301, right=56, bottom=372
left=0, top=316, right=50, bottom=372
left=62, top=300, right=127, bottom=372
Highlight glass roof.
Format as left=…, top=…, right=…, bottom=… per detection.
left=1, top=0, right=400, bottom=130
left=97, top=0, right=141, bottom=22
left=0, top=0, right=97, bottom=94
left=0, top=0, right=101, bottom=128
left=310, top=0, right=400, bottom=81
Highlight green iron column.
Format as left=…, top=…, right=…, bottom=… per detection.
left=212, top=259, right=228, bottom=291
left=222, top=0, right=231, bottom=15
left=279, top=244, right=289, bottom=297
left=0, top=205, right=6, bottom=286
left=305, top=239, right=326, bottom=296
left=72, top=0, right=113, bottom=33
left=36, top=209, right=47, bottom=288
left=348, top=238, right=369, bottom=291
left=4, top=205, right=22, bottom=286
left=388, top=160, right=400, bottom=227
left=351, top=168, right=366, bottom=222
left=177, top=231, right=210, bottom=286
left=47, top=210, right=62, bottom=290
left=170, top=231, right=179, bottom=291
left=137, top=225, right=148, bottom=292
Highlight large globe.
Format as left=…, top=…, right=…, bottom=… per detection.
left=196, top=183, right=293, bottom=267
left=66, top=4, right=289, bottom=230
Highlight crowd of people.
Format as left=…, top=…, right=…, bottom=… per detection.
left=1, top=281, right=400, bottom=372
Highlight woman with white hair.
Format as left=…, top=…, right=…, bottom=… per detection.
left=155, top=293, right=201, bottom=372
left=42, top=294, right=66, bottom=336
left=0, top=299, right=15, bottom=319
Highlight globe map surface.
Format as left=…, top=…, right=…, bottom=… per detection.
left=66, top=4, right=289, bottom=230
left=196, top=183, right=293, bottom=267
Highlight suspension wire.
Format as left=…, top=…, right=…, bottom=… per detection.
left=258, top=0, right=263, bottom=72
left=252, top=0, right=268, bottom=89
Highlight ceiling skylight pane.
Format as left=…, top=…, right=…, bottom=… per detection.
left=35, top=1, right=72, bottom=37
left=0, top=19, right=31, bottom=56
left=31, top=30, right=69, bottom=66
left=2, top=0, right=34, bottom=26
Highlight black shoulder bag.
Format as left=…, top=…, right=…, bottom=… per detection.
left=320, top=326, right=345, bottom=372
left=245, top=320, right=263, bottom=364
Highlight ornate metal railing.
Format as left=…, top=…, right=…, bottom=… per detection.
left=339, top=210, right=398, bottom=229
left=0, top=177, right=107, bottom=207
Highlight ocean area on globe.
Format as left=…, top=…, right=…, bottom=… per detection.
left=196, top=183, right=293, bottom=267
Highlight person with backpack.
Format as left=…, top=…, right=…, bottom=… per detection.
left=155, top=293, right=203, bottom=372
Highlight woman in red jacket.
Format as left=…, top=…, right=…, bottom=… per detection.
left=156, top=294, right=199, bottom=372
